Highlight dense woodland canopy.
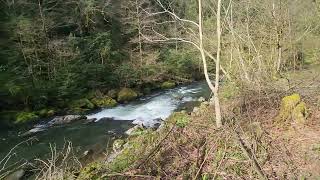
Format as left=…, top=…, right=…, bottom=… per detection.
left=0, top=0, right=320, bottom=126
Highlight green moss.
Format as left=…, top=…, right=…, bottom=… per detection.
left=292, top=102, right=307, bottom=124
left=70, top=98, right=95, bottom=110
left=37, top=109, right=55, bottom=118
left=221, top=83, right=239, bottom=100
left=91, top=96, right=117, bottom=108
left=171, top=112, right=190, bottom=128
left=113, top=139, right=126, bottom=152
left=15, top=112, right=39, bottom=124
left=47, top=109, right=55, bottom=116
left=108, top=131, right=157, bottom=172
left=161, top=81, right=176, bottom=89
left=117, top=88, right=138, bottom=102
left=276, top=93, right=301, bottom=123
left=86, top=90, right=103, bottom=100
left=77, top=162, right=104, bottom=180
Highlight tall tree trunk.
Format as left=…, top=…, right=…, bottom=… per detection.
left=214, top=0, right=222, bottom=128
left=198, top=0, right=222, bottom=128
left=135, top=0, right=143, bottom=66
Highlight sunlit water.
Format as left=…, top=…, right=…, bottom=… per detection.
left=0, top=81, right=210, bottom=166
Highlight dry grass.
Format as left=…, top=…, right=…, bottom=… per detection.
left=34, top=141, right=82, bottom=180
left=100, top=65, right=320, bottom=179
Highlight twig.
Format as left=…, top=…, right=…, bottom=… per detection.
left=234, top=130, right=268, bottom=180
left=213, top=139, right=228, bottom=179
left=194, top=142, right=215, bottom=180
left=135, top=122, right=176, bottom=169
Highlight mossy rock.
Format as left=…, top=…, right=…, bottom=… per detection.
left=117, top=88, right=138, bottom=102
left=292, top=102, right=307, bottom=124
left=107, top=89, right=118, bottom=99
left=37, top=109, right=55, bottom=118
left=161, top=81, right=176, bottom=89
left=70, top=98, right=95, bottom=110
left=91, top=96, right=117, bottom=108
left=15, top=112, right=39, bottom=124
left=86, top=90, right=104, bottom=100
left=276, top=93, right=301, bottom=123
left=77, top=162, right=104, bottom=180
left=276, top=93, right=308, bottom=125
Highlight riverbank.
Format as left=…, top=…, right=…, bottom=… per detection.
left=58, top=65, right=320, bottom=179
left=0, top=81, right=211, bottom=179
left=0, top=80, right=187, bottom=128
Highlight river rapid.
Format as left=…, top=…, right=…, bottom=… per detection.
left=0, top=81, right=210, bottom=167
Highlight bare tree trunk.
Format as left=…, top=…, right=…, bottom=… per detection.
left=214, top=0, right=222, bottom=128
left=198, top=0, right=222, bottom=128
left=135, top=0, right=143, bottom=66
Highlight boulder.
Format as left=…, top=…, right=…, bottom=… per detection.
left=117, top=88, right=138, bottom=102
left=50, top=115, right=87, bottom=125
left=132, top=118, right=163, bottom=129
left=161, top=81, right=176, bottom=89
left=37, top=109, right=55, bottom=118
left=21, top=127, right=46, bottom=137
left=70, top=98, right=95, bottom=110
left=107, top=89, right=118, bottom=99
left=91, top=96, right=117, bottom=108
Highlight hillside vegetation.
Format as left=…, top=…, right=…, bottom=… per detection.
left=1, top=0, right=320, bottom=179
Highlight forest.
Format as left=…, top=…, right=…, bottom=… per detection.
left=1, top=0, right=320, bottom=179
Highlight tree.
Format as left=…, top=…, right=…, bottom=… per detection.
left=140, top=0, right=225, bottom=127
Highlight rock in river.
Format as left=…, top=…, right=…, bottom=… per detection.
left=49, top=115, right=87, bottom=125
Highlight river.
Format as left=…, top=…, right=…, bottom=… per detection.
left=0, top=81, right=210, bottom=168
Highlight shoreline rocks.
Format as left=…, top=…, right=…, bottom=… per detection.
left=49, top=115, right=87, bottom=125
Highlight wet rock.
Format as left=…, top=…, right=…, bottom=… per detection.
left=132, top=118, right=163, bottom=129
left=99, top=117, right=115, bottom=122
left=83, top=118, right=97, bottom=124
left=21, top=127, right=46, bottom=137
left=49, top=115, right=87, bottom=125
left=107, top=130, right=116, bottom=135
left=198, top=97, right=205, bottom=102
left=5, top=169, right=25, bottom=180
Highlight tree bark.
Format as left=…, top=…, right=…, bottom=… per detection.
left=214, top=0, right=223, bottom=128
left=198, top=0, right=222, bottom=128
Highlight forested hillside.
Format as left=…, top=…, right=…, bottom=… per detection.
left=0, top=0, right=203, bottom=126
left=1, top=0, right=320, bottom=179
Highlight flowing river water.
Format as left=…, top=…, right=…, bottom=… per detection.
left=0, top=81, right=210, bottom=167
